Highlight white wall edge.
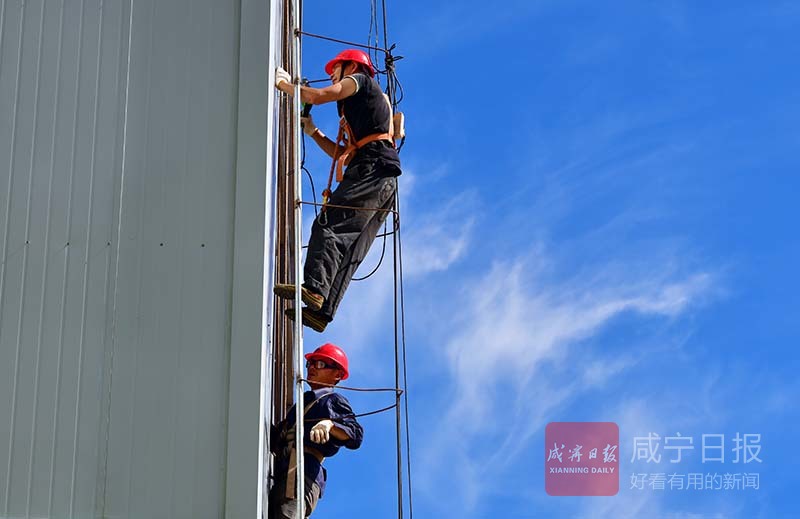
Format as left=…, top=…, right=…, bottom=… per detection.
left=225, top=0, right=276, bottom=517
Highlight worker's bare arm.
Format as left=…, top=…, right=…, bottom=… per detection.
left=276, top=76, right=357, bottom=104
left=308, top=127, right=346, bottom=159
left=303, top=76, right=357, bottom=104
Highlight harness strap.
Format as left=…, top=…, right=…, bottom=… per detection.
left=304, top=446, right=326, bottom=464
left=284, top=393, right=332, bottom=499
left=336, top=116, right=394, bottom=182
left=321, top=122, right=346, bottom=208
left=321, top=112, right=396, bottom=211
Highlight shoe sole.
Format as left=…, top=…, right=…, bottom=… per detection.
left=274, top=284, right=323, bottom=311
left=284, top=308, right=328, bottom=333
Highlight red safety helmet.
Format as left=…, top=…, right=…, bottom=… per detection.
left=325, top=49, right=375, bottom=78
left=305, top=343, right=350, bottom=380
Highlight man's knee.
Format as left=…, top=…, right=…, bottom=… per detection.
left=268, top=481, right=321, bottom=518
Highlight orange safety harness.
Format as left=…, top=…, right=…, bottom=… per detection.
left=321, top=115, right=395, bottom=209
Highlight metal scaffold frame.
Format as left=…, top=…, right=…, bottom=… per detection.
left=290, top=0, right=306, bottom=514
left=269, top=1, right=415, bottom=518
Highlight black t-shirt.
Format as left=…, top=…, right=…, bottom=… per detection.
left=337, top=73, right=401, bottom=175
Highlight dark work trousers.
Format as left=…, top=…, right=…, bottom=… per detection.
left=303, top=158, right=397, bottom=321
left=268, top=474, right=321, bottom=519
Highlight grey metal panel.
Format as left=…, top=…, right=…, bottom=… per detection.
left=101, top=0, right=240, bottom=518
left=1, top=0, right=272, bottom=517
left=225, top=0, right=277, bottom=515
left=1, top=0, right=129, bottom=517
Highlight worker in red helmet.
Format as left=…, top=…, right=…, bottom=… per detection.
left=274, top=49, right=402, bottom=333
left=269, top=344, right=363, bottom=518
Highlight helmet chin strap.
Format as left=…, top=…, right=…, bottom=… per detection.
left=339, top=61, right=355, bottom=80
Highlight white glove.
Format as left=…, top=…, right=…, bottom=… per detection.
left=275, top=66, right=291, bottom=88
left=301, top=115, right=317, bottom=136
left=309, top=419, right=334, bottom=444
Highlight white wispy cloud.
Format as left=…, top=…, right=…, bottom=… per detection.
left=578, top=396, right=748, bottom=519
left=401, top=190, right=476, bottom=278
left=416, top=248, right=715, bottom=515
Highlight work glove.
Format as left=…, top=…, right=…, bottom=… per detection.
left=300, top=115, right=317, bottom=136
left=309, top=419, right=334, bottom=444
left=275, top=66, right=291, bottom=88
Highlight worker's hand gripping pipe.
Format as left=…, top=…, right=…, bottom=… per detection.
left=292, top=1, right=305, bottom=518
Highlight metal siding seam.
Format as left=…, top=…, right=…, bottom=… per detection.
left=69, top=0, right=105, bottom=515
left=98, top=0, right=132, bottom=516
left=158, top=0, right=179, bottom=512
left=149, top=0, right=168, bottom=508
left=168, top=4, right=193, bottom=515
left=44, top=0, right=66, bottom=515
left=24, top=0, right=50, bottom=515
left=93, top=210, right=112, bottom=516
left=0, top=0, right=6, bottom=78
left=2, top=1, right=28, bottom=514
left=66, top=0, right=87, bottom=515
left=0, top=0, right=9, bottom=320
left=89, top=2, right=117, bottom=515
left=125, top=1, right=157, bottom=514
left=0, top=0, right=6, bottom=74
left=199, top=4, right=220, bottom=516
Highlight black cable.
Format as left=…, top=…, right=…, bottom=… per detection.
left=381, top=0, right=390, bottom=62
left=352, top=403, right=398, bottom=419
left=301, top=133, right=319, bottom=217
left=368, top=0, right=381, bottom=85
left=302, top=403, right=398, bottom=420
left=298, top=378, right=402, bottom=394
left=392, top=183, right=404, bottom=519
left=376, top=4, right=409, bottom=515
left=352, top=220, right=388, bottom=281
left=395, top=184, right=415, bottom=519
left=296, top=30, right=390, bottom=53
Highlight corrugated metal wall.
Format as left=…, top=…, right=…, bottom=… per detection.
left=0, top=0, right=130, bottom=516
left=0, top=0, right=269, bottom=517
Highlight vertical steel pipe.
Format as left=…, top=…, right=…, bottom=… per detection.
left=291, top=0, right=305, bottom=516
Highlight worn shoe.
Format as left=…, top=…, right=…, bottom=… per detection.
left=284, top=307, right=331, bottom=333
left=273, top=283, right=324, bottom=311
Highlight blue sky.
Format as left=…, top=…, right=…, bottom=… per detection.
left=295, top=1, right=799, bottom=518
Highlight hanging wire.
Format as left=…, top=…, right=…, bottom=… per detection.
left=302, top=404, right=399, bottom=421
left=379, top=2, right=414, bottom=516
left=304, top=78, right=331, bottom=85
left=295, top=30, right=389, bottom=53
left=297, top=378, right=403, bottom=419
left=395, top=186, right=415, bottom=519
left=368, top=0, right=381, bottom=86
left=298, top=378, right=401, bottom=394
left=298, top=200, right=396, bottom=214
left=391, top=191, right=404, bottom=519
left=301, top=133, right=318, bottom=217
left=352, top=220, right=388, bottom=281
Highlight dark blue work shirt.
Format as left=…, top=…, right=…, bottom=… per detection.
left=272, top=388, right=363, bottom=496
